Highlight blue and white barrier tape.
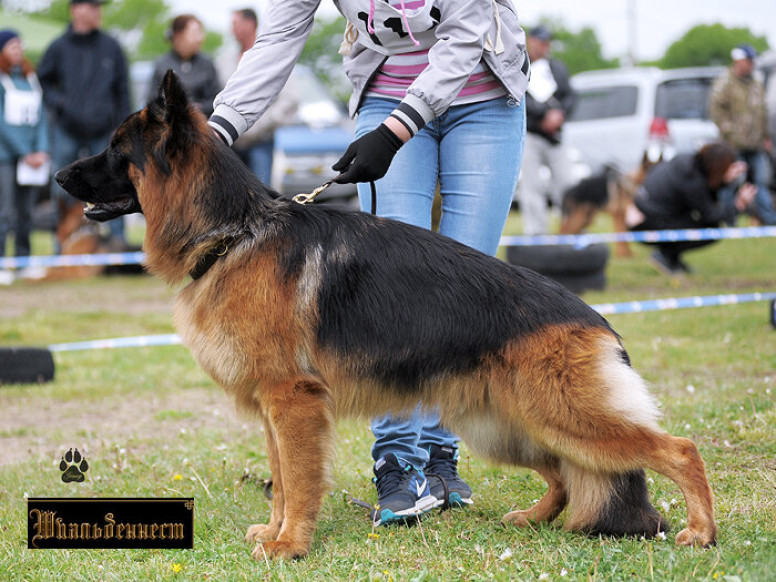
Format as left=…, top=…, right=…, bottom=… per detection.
left=2, top=227, right=775, bottom=270
left=45, top=292, right=776, bottom=352
left=0, top=252, right=145, bottom=270
left=591, top=291, right=776, bottom=316
left=49, top=334, right=181, bottom=352
left=500, top=226, right=776, bottom=248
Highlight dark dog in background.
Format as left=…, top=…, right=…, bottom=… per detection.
left=560, top=154, right=660, bottom=257
left=55, top=71, right=716, bottom=559
left=36, top=199, right=144, bottom=281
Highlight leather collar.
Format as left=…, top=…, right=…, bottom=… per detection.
left=189, top=236, right=239, bottom=280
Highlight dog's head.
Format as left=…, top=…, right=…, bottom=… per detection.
left=54, top=70, right=210, bottom=222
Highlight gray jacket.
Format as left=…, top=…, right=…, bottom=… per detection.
left=210, top=0, right=529, bottom=146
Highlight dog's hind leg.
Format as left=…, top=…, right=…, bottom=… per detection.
left=250, top=379, right=335, bottom=560
left=502, top=459, right=567, bottom=527
left=507, top=328, right=715, bottom=546
left=246, top=419, right=284, bottom=544
left=637, top=433, right=715, bottom=546
left=560, top=430, right=715, bottom=547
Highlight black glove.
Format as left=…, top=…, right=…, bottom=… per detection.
left=332, top=124, right=404, bottom=184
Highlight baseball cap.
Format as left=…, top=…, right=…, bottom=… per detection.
left=530, top=25, right=553, bottom=42
left=731, top=44, right=757, bottom=61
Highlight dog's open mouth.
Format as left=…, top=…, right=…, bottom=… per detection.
left=83, top=199, right=141, bottom=221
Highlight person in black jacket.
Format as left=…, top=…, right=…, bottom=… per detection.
left=148, top=15, right=220, bottom=117
left=515, top=25, right=577, bottom=235
left=37, top=0, right=131, bottom=250
left=627, top=142, right=756, bottom=275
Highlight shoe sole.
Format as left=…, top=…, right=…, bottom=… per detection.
left=448, top=492, right=473, bottom=507
left=373, top=494, right=440, bottom=526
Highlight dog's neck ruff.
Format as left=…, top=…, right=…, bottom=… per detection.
left=189, top=236, right=239, bottom=280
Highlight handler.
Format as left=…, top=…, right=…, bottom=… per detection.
left=209, top=0, right=529, bottom=526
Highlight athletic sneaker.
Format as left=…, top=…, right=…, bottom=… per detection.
left=371, top=453, right=439, bottom=526
left=648, top=250, right=683, bottom=276
left=426, top=445, right=473, bottom=507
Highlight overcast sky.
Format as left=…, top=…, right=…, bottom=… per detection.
left=170, top=0, right=775, bottom=62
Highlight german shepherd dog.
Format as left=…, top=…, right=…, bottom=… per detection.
left=55, top=72, right=716, bottom=559
left=560, top=155, right=660, bottom=258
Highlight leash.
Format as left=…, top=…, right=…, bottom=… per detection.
left=294, top=178, right=378, bottom=215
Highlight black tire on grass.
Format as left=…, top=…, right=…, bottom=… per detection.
left=0, top=347, right=55, bottom=384
left=505, top=243, right=610, bottom=294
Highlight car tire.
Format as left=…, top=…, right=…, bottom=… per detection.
left=0, top=347, right=55, bottom=384
left=505, top=243, right=609, bottom=294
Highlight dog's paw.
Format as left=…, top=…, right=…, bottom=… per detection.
left=675, top=527, right=716, bottom=547
left=252, top=540, right=308, bottom=560
left=245, top=523, right=280, bottom=543
left=501, top=510, right=534, bottom=527
left=59, top=448, right=88, bottom=483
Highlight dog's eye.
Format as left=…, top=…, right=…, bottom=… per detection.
left=109, top=149, right=125, bottom=165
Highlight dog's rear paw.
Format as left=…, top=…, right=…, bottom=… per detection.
left=252, top=540, right=308, bottom=560
left=246, top=523, right=280, bottom=544
left=675, top=527, right=716, bottom=547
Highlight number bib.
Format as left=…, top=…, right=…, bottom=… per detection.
left=1, top=74, right=42, bottom=126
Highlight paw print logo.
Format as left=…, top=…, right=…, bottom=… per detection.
left=59, top=448, right=89, bottom=483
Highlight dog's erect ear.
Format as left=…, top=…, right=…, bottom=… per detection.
left=156, top=69, right=191, bottom=124
left=145, top=70, right=194, bottom=175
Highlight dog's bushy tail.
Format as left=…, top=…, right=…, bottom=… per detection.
left=562, top=464, right=668, bottom=538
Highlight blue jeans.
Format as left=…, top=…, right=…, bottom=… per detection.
left=235, top=139, right=275, bottom=185
left=0, top=161, right=35, bottom=257
left=356, top=96, right=526, bottom=468
left=719, top=149, right=776, bottom=225
left=51, top=125, right=126, bottom=244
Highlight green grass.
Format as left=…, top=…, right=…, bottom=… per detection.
left=1, top=212, right=776, bottom=580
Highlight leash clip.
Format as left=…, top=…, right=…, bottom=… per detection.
left=293, top=181, right=333, bottom=205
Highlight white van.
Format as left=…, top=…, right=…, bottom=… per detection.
left=563, top=67, right=724, bottom=173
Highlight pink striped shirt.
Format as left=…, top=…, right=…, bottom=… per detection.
left=365, top=48, right=506, bottom=106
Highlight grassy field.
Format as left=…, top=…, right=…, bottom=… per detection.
left=1, top=213, right=775, bottom=581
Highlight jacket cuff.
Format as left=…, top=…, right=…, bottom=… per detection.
left=389, top=94, right=435, bottom=137
left=208, top=105, right=249, bottom=147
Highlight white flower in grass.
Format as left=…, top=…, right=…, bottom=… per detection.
left=498, top=548, right=513, bottom=561
left=560, top=568, right=569, bottom=577
left=656, top=531, right=667, bottom=541
left=538, top=574, right=550, bottom=580
left=685, top=384, right=695, bottom=394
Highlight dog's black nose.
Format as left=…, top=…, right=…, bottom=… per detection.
left=54, top=168, right=69, bottom=187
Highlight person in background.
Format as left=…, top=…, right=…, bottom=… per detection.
left=37, top=0, right=130, bottom=251
left=149, top=14, right=221, bottom=117
left=515, top=24, right=577, bottom=235
left=709, top=44, right=776, bottom=225
left=209, top=1, right=529, bottom=527
left=626, top=141, right=756, bottom=275
left=0, top=30, right=49, bottom=284
left=215, top=8, right=298, bottom=184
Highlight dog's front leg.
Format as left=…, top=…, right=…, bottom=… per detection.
left=250, top=379, right=334, bottom=560
left=246, top=419, right=285, bottom=544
